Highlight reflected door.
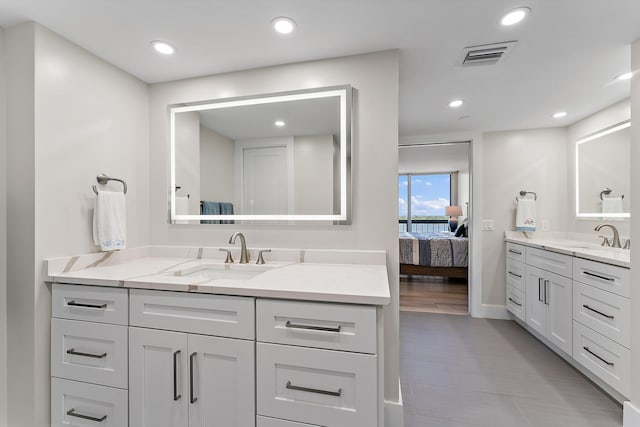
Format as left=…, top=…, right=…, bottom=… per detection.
left=242, top=146, right=290, bottom=214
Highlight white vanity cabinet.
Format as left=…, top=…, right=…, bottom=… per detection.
left=50, top=284, right=130, bottom=427
left=505, top=243, right=526, bottom=321
left=129, top=290, right=256, bottom=427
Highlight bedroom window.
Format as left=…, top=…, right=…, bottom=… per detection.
left=398, top=173, right=453, bottom=233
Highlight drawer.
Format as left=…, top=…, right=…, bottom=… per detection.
left=51, top=377, right=128, bottom=427
left=130, top=289, right=254, bottom=339
left=573, top=258, right=630, bottom=298
left=257, top=299, right=376, bottom=354
left=52, top=284, right=128, bottom=325
left=257, top=343, right=377, bottom=427
left=505, top=259, right=526, bottom=292
left=573, top=321, right=630, bottom=397
left=506, top=285, right=525, bottom=322
left=573, top=281, right=630, bottom=348
left=526, top=247, right=572, bottom=278
left=51, top=318, right=128, bottom=389
left=505, top=242, right=526, bottom=262
left=257, top=416, right=321, bottom=427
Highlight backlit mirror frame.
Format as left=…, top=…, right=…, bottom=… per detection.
left=169, top=85, right=352, bottom=223
left=575, top=120, right=631, bottom=219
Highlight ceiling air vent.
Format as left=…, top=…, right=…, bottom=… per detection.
left=457, top=41, right=517, bottom=66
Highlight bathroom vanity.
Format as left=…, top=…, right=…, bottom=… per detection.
left=504, top=232, right=630, bottom=401
left=47, top=246, right=390, bottom=427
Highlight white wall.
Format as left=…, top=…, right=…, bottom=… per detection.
left=480, top=128, right=568, bottom=305
left=0, top=25, right=8, bottom=427
left=294, top=134, right=334, bottom=214
left=175, top=111, right=201, bottom=213
left=200, top=125, right=235, bottom=204
left=6, top=22, right=149, bottom=426
left=626, top=38, right=640, bottom=426
left=567, top=99, right=631, bottom=236
left=149, top=50, right=401, bottom=403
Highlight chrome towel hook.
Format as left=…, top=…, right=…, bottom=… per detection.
left=92, top=174, right=127, bottom=194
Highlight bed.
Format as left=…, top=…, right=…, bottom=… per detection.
left=399, top=232, right=469, bottom=278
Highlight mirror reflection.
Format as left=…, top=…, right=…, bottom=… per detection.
left=576, top=121, right=631, bottom=218
left=170, top=86, right=351, bottom=223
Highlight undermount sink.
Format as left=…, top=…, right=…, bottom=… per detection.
left=174, top=263, right=277, bottom=281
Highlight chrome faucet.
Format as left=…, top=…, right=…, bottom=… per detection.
left=594, top=224, right=622, bottom=248
left=228, top=232, right=249, bottom=263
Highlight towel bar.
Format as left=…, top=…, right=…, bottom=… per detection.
left=92, top=174, right=127, bottom=194
left=515, top=190, right=537, bottom=201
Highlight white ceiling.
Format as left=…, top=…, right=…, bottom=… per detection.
left=1, top=0, right=639, bottom=137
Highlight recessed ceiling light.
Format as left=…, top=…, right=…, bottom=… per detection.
left=553, top=111, right=568, bottom=119
left=449, top=100, right=464, bottom=108
left=501, top=7, right=531, bottom=26
left=616, top=72, right=633, bottom=81
left=274, top=120, right=286, bottom=127
left=151, top=40, right=175, bottom=55
left=272, top=17, right=296, bottom=34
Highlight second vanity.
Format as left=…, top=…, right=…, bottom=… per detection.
left=504, top=231, right=631, bottom=401
left=46, top=246, right=390, bottom=427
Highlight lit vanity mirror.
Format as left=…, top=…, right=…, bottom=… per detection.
left=170, top=85, right=352, bottom=224
left=576, top=121, right=631, bottom=219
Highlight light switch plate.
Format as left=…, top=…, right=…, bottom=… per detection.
left=481, top=220, right=494, bottom=231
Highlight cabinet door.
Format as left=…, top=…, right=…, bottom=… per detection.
left=188, top=334, right=255, bottom=427
left=546, top=272, right=573, bottom=355
left=130, top=327, right=188, bottom=427
left=525, top=265, right=546, bottom=336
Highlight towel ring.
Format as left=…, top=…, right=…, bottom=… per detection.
left=599, top=188, right=623, bottom=200
left=92, top=174, right=127, bottom=194
left=515, top=191, right=537, bottom=201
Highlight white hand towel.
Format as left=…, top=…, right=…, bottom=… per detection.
left=602, top=197, right=624, bottom=214
left=175, top=196, right=190, bottom=224
left=516, top=199, right=536, bottom=233
left=93, top=190, right=126, bottom=251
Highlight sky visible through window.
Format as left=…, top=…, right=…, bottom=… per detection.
left=399, top=174, right=450, bottom=219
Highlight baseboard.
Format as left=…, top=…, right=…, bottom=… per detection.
left=384, top=381, right=404, bottom=427
left=472, top=304, right=510, bottom=320
left=624, top=402, right=640, bottom=427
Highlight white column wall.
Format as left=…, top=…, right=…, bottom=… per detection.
left=0, top=25, right=8, bottom=427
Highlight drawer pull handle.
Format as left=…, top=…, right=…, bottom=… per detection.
left=67, top=300, right=107, bottom=309
left=583, top=305, right=615, bottom=319
left=583, top=346, right=615, bottom=366
left=66, top=348, right=107, bottom=359
left=508, top=271, right=522, bottom=278
left=508, top=249, right=522, bottom=255
left=582, top=271, right=614, bottom=282
left=190, top=352, right=198, bottom=404
left=508, top=298, right=522, bottom=307
left=544, top=280, right=549, bottom=305
left=173, top=350, right=182, bottom=401
left=538, top=278, right=543, bottom=302
left=285, top=321, right=341, bottom=333
left=286, top=381, right=342, bottom=397
left=66, top=408, right=107, bottom=423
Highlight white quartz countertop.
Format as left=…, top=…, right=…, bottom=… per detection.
left=504, top=231, right=630, bottom=268
left=45, top=246, right=391, bottom=305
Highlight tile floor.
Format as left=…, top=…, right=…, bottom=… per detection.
left=400, top=312, right=623, bottom=427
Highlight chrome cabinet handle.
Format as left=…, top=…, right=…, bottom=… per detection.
left=173, top=350, right=181, bottom=401
left=508, top=298, right=522, bottom=307
left=544, top=280, right=549, bottom=305
left=285, top=320, right=341, bottom=333
left=67, top=300, right=107, bottom=309
left=66, top=348, right=107, bottom=359
left=538, top=278, right=542, bottom=302
left=508, top=249, right=522, bottom=255
left=583, top=346, right=614, bottom=366
left=190, top=352, right=198, bottom=404
left=286, top=381, right=342, bottom=397
left=66, top=408, right=107, bottom=423
left=508, top=271, right=522, bottom=278
left=583, top=304, right=615, bottom=319
left=582, top=271, right=614, bottom=282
